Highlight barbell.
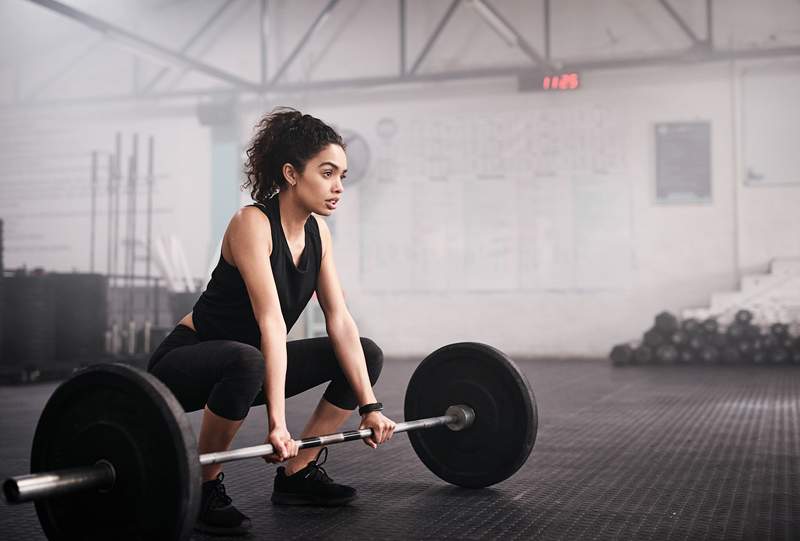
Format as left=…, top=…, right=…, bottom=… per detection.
left=2, top=342, right=538, bottom=541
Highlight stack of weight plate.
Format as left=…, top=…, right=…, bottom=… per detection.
left=609, top=309, right=800, bottom=366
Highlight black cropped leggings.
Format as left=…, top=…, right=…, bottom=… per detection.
left=147, top=325, right=383, bottom=421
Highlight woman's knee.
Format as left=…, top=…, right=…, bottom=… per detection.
left=360, top=337, right=383, bottom=384
left=207, top=342, right=264, bottom=420
left=221, top=342, right=263, bottom=380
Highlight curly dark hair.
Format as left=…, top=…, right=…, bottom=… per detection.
left=242, top=107, right=345, bottom=204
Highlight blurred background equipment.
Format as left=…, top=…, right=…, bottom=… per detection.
left=610, top=306, right=800, bottom=367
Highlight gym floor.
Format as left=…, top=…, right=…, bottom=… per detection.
left=1, top=358, right=797, bottom=540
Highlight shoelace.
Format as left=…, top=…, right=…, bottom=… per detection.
left=207, top=473, right=233, bottom=509
left=304, top=447, right=333, bottom=483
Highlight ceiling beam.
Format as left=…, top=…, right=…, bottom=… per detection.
left=409, top=0, right=461, bottom=75
left=469, top=0, right=553, bottom=69
left=706, top=0, right=713, bottom=45
left=544, top=0, right=551, bottom=60
left=268, top=0, right=340, bottom=87
left=260, top=0, right=270, bottom=86
left=24, top=0, right=261, bottom=92
left=400, top=0, right=407, bottom=76
left=140, top=0, right=238, bottom=95
left=5, top=44, right=799, bottom=110
left=657, top=0, right=702, bottom=45
left=24, top=37, right=106, bottom=101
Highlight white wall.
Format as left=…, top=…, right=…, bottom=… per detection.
left=233, top=56, right=799, bottom=357
left=264, top=61, right=797, bottom=357
left=0, top=105, right=212, bottom=279
left=1, top=0, right=798, bottom=357
left=735, top=61, right=800, bottom=272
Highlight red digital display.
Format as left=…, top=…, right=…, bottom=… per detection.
left=542, top=72, right=580, bottom=91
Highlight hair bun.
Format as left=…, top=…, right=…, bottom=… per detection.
left=241, top=107, right=345, bottom=204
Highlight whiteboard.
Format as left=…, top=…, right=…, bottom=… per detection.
left=358, top=106, right=633, bottom=292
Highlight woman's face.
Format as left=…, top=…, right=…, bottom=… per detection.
left=290, top=143, right=347, bottom=216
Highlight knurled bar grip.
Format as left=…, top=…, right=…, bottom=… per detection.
left=200, top=411, right=458, bottom=465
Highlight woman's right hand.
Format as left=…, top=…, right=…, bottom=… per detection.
left=264, top=426, right=298, bottom=463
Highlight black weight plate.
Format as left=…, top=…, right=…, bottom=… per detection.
left=655, top=344, right=679, bottom=364
left=654, top=312, right=678, bottom=335
left=633, top=345, right=653, bottom=364
left=609, top=344, right=634, bottom=366
left=404, top=343, right=537, bottom=488
left=31, top=363, right=200, bottom=541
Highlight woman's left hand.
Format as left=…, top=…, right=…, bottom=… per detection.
left=359, top=411, right=396, bottom=448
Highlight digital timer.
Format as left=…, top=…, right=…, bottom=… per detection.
left=542, top=72, right=580, bottom=91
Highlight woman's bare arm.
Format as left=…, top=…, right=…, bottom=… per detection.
left=227, top=206, right=295, bottom=458
left=314, top=216, right=395, bottom=446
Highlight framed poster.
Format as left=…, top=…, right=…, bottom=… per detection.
left=655, top=122, right=711, bottom=204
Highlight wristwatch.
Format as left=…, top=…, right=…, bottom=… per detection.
left=358, top=402, right=383, bottom=416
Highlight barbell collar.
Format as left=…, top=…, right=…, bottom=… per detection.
left=445, top=404, right=475, bottom=431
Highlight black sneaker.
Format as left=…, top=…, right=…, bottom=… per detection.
left=195, top=472, right=252, bottom=536
left=271, top=447, right=357, bottom=506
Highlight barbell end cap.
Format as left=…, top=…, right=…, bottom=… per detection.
left=445, top=405, right=475, bottom=432
left=94, top=460, right=117, bottom=494
left=3, top=477, right=21, bottom=504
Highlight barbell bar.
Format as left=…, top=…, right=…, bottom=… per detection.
left=200, top=404, right=474, bottom=465
left=4, top=405, right=475, bottom=503
left=1, top=342, right=537, bottom=541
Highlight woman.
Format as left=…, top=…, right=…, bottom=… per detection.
left=147, top=108, right=396, bottom=536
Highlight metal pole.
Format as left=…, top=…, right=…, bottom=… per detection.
left=106, top=154, right=113, bottom=277
left=154, top=277, right=160, bottom=326
left=657, top=0, right=701, bottom=45
left=259, top=0, right=269, bottom=86
left=145, top=136, right=154, bottom=324
left=544, top=0, right=551, bottom=60
left=3, top=461, right=115, bottom=504
left=200, top=406, right=473, bottom=465
left=2, top=407, right=474, bottom=503
left=409, top=0, right=460, bottom=75
left=126, top=134, right=139, bottom=326
left=141, top=0, right=237, bottom=94
left=728, top=37, right=741, bottom=286
left=112, top=133, right=122, bottom=288
left=706, top=0, right=713, bottom=46
left=123, top=153, right=131, bottom=322
left=25, top=0, right=260, bottom=92
left=399, top=0, right=406, bottom=76
left=268, top=0, right=339, bottom=86
left=89, top=151, right=97, bottom=273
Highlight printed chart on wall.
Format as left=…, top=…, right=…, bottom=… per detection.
left=359, top=106, right=633, bottom=292
left=655, top=122, right=711, bottom=203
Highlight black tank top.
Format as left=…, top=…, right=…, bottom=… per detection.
left=192, top=195, right=322, bottom=347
